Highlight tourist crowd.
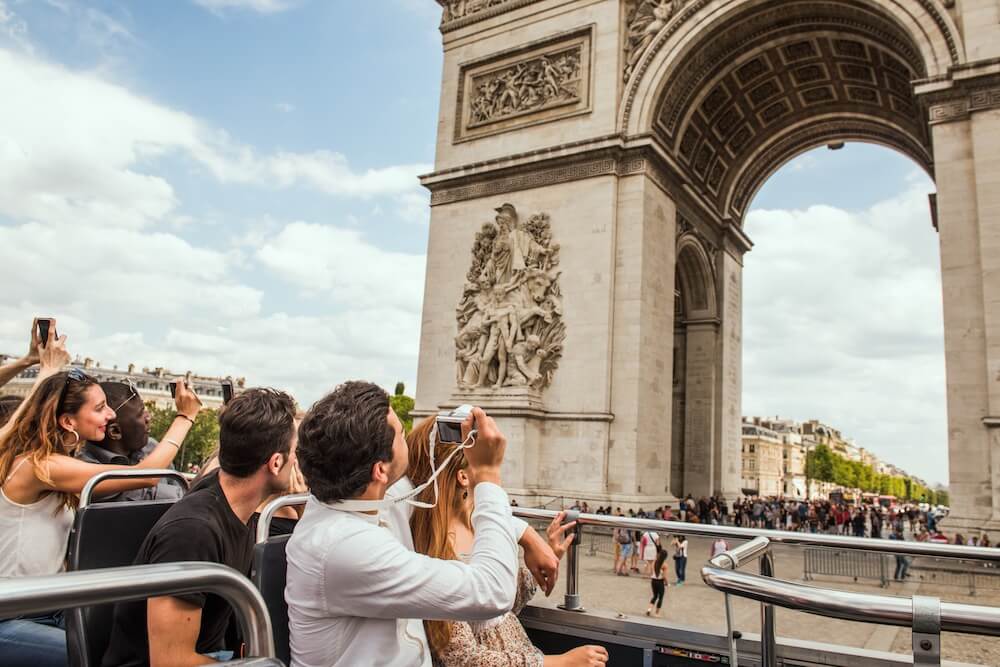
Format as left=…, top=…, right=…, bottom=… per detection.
left=0, top=319, right=609, bottom=667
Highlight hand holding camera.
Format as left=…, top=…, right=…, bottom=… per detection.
left=460, top=406, right=506, bottom=487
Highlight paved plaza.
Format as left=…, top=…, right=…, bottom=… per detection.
left=529, top=535, right=1000, bottom=666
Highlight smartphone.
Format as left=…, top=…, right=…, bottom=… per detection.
left=169, top=381, right=177, bottom=398
left=37, top=318, right=55, bottom=348
left=221, top=380, right=234, bottom=405
left=436, top=404, right=474, bottom=444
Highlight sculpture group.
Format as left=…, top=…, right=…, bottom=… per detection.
left=455, top=204, right=566, bottom=392
left=469, top=49, right=582, bottom=127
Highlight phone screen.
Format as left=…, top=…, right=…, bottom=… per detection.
left=221, top=381, right=233, bottom=404
left=169, top=381, right=177, bottom=398
left=37, top=319, right=52, bottom=348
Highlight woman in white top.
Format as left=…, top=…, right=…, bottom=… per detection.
left=0, top=321, right=199, bottom=667
left=640, top=530, right=659, bottom=575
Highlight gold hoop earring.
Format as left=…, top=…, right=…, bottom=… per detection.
left=67, top=429, right=81, bottom=447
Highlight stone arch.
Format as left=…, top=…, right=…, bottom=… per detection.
left=675, top=232, right=718, bottom=320
left=672, top=231, right=720, bottom=498
left=622, top=0, right=954, bottom=223
left=623, top=0, right=965, bottom=137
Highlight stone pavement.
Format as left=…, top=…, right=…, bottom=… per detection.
left=528, top=535, right=1000, bottom=665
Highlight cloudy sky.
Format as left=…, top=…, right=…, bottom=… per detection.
left=0, top=1, right=947, bottom=484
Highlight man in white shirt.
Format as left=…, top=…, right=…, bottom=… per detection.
left=287, top=381, right=557, bottom=667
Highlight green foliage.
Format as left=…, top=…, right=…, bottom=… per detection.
left=805, top=443, right=936, bottom=501
left=147, top=402, right=220, bottom=471
left=388, top=383, right=415, bottom=433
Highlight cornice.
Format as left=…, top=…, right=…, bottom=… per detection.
left=437, top=0, right=543, bottom=33
left=916, top=59, right=1000, bottom=125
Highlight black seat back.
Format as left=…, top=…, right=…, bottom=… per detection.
left=65, top=500, right=175, bottom=667
left=250, top=536, right=291, bottom=667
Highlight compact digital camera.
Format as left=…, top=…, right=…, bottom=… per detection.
left=436, top=404, right=474, bottom=444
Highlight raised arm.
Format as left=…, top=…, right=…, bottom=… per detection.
left=0, top=321, right=70, bottom=441
left=39, top=379, right=201, bottom=497
left=323, top=481, right=518, bottom=622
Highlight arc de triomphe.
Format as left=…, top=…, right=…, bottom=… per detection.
left=414, top=0, right=1000, bottom=531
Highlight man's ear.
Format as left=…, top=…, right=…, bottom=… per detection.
left=372, top=460, right=389, bottom=486
left=456, top=468, right=471, bottom=489
left=268, top=452, right=286, bottom=476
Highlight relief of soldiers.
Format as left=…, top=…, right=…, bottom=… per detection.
left=455, top=204, right=566, bottom=392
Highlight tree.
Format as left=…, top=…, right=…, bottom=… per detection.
left=147, top=402, right=220, bottom=471
left=389, top=382, right=415, bottom=432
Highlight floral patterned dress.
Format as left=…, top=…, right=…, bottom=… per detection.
left=433, top=566, right=543, bottom=667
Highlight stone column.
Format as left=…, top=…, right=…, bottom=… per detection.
left=714, top=226, right=751, bottom=499
left=682, top=321, right=718, bottom=496
left=931, top=108, right=994, bottom=528
left=608, top=171, right=677, bottom=502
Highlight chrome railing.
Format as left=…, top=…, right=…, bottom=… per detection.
left=511, top=508, right=1000, bottom=667
left=80, top=469, right=190, bottom=508
left=256, top=492, right=310, bottom=543
left=0, top=562, right=275, bottom=661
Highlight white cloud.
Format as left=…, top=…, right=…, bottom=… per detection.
left=0, top=47, right=429, bottom=232
left=274, top=101, right=295, bottom=113
left=743, top=182, right=947, bottom=484
left=256, top=221, right=426, bottom=311
left=192, top=0, right=296, bottom=15
left=0, top=36, right=428, bottom=405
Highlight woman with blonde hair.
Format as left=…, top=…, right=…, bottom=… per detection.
left=0, top=320, right=199, bottom=666
left=407, top=417, right=609, bottom=667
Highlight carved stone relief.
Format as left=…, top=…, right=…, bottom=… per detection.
left=457, top=29, right=592, bottom=141
left=468, top=47, right=582, bottom=127
left=455, top=203, right=565, bottom=392
left=624, top=0, right=690, bottom=83
left=438, top=0, right=539, bottom=29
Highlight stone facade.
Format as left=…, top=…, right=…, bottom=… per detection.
left=417, top=0, right=1000, bottom=517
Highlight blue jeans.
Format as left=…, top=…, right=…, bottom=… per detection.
left=674, top=556, right=688, bottom=582
left=0, top=612, right=67, bottom=667
left=206, top=649, right=234, bottom=662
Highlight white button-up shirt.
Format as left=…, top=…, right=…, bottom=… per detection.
left=285, top=479, right=520, bottom=667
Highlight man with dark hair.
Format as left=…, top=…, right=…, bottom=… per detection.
left=102, top=388, right=299, bottom=667
left=287, top=381, right=550, bottom=667
left=77, top=382, right=184, bottom=501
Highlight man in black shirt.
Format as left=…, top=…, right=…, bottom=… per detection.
left=102, top=388, right=299, bottom=667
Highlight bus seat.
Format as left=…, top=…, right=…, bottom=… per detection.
left=65, top=499, right=175, bottom=667
left=250, top=535, right=291, bottom=667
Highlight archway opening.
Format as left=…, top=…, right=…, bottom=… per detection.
left=742, top=142, right=946, bottom=493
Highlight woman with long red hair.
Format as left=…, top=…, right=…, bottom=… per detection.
left=407, top=417, right=608, bottom=667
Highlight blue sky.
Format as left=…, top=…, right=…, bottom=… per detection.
left=0, top=1, right=946, bottom=484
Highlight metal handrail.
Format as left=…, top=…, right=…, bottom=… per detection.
left=0, top=562, right=275, bottom=658
left=80, top=469, right=190, bottom=508
left=510, top=508, right=1000, bottom=562
left=700, top=566, right=1000, bottom=637
left=256, top=492, right=310, bottom=543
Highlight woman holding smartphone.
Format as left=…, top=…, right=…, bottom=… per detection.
left=0, top=319, right=200, bottom=667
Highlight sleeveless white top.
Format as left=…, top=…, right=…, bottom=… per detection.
left=0, top=459, right=74, bottom=578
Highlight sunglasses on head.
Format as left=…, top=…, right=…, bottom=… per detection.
left=57, top=367, right=94, bottom=413
left=113, top=378, right=140, bottom=413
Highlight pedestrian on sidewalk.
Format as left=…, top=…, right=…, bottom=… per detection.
left=614, top=524, right=634, bottom=576
left=672, top=535, right=689, bottom=585
left=640, top=530, right=659, bottom=576
left=645, top=545, right=670, bottom=618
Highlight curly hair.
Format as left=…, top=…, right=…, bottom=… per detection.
left=297, top=381, right=394, bottom=503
